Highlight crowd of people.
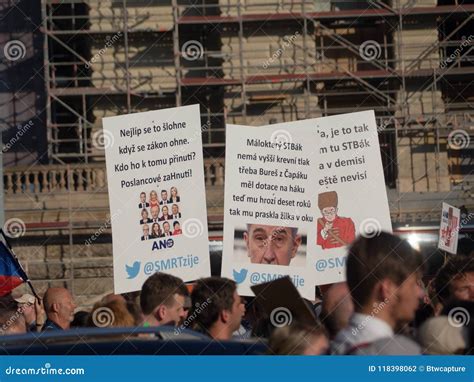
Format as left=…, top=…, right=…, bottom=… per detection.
left=0, top=232, right=472, bottom=355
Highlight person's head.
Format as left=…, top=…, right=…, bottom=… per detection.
left=88, top=300, right=135, bottom=328
left=346, top=232, right=424, bottom=329
left=161, top=190, right=168, bottom=201
left=163, top=222, right=170, bottom=233
left=320, top=282, right=354, bottom=339
left=191, top=277, right=245, bottom=340
left=172, top=204, right=179, bottom=215
left=102, top=293, right=126, bottom=306
left=171, top=187, right=178, bottom=198
left=162, top=206, right=169, bottom=216
left=43, top=288, right=77, bottom=329
left=140, top=192, right=146, bottom=203
left=433, top=256, right=474, bottom=305
left=140, top=272, right=189, bottom=326
left=318, top=191, right=339, bottom=222
left=244, top=224, right=301, bottom=265
left=142, top=224, right=150, bottom=236
left=0, top=307, right=27, bottom=335
left=150, top=190, right=158, bottom=201
left=418, top=316, right=467, bottom=354
left=151, top=205, right=160, bottom=219
left=14, top=294, right=36, bottom=326
left=268, top=322, right=329, bottom=355
left=173, top=221, right=180, bottom=230
left=141, top=209, right=148, bottom=220
left=151, top=223, right=161, bottom=236
left=425, top=279, right=444, bottom=316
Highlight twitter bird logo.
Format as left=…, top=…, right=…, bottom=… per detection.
left=233, top=268, right=248, bottom=284
left=126, top=261, right=141, bottom=279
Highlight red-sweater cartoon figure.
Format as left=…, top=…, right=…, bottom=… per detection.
left=316, top=191, right=355, bottom=250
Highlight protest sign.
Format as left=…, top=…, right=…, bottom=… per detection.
left=438, top=202, right=460, bottom=255
left=281, top=110, right=392, bottom=286
left=221, top=124, right=315, bottom=299
left=310, top=111, right=392, bottom=284
left=103, top=104, right=210, bottom=294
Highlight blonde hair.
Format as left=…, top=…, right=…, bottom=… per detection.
left=88, top=300, right=135, bottom=328
left=268, top=322, right=328, bottom=355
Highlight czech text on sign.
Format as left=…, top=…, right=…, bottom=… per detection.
left=103, top=104, right=210, bottom=294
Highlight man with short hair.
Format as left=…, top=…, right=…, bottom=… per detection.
left=244, top=224, right=301, bottom=266
left=320, top=282, right=354, bottom=340
left=171, top=204, right=181, bottom=219
left=138, top=192, right=149, bottom=209
left=162, top=222, right=172, bottom=236
left=140, top=272, right=189, bottom=327
left=159, top=190, right=169, bottom=205
left=141, top=224, right=150, bottom=241
left=150, top=205, right=160, bottom=223
left=433, top=255, right=474, bottom=305
left=332, top=232, right=424, bottom=354
left=42, top=288, right=77, bottom=331
left=191, top=277, right=245, bottom=340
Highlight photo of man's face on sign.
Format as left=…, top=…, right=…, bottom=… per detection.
left=233, top=224, right=307, bottom=267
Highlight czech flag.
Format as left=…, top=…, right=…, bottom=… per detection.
left=0, top=241, right=27, bottom=297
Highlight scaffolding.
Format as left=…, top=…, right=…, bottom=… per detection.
left=41, top=0, right=474, bottom=192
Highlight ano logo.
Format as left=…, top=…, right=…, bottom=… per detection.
left=151, top=238, right=174, bottom=251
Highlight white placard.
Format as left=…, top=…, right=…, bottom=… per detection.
left=438, top=202, right=460, bottom=255
left=224, top=110, right=392, bottom=291
left=307, top=110, right=392, bottom=285
left=221, top=124, right=315, bottom=299
left=103, top=104, right=210, bottom=294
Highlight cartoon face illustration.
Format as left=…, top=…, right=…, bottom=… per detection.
left=317, top=191, right=355, bottom=250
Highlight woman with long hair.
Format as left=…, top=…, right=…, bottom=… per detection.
left=151, top=222, right=163, bottom=238
left=149, top=190, right=159, bottom=208
left=169, top=186, right=180, bottom=203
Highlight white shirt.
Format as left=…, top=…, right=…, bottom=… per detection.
left=331, top=313, right=394, bottom=354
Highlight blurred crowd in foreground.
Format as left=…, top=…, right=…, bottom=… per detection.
left=1, top=232, right=473, bottom=355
